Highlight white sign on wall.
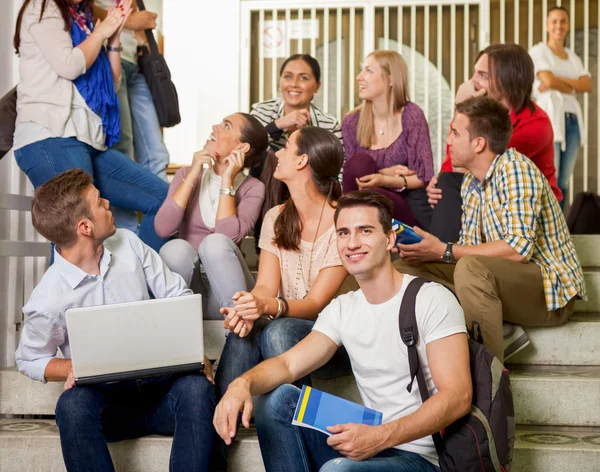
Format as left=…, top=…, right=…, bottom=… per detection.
left=263, top=19, right=320, bottom=58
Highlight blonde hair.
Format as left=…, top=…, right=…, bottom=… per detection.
left=354, top=50, right=410, bottom=148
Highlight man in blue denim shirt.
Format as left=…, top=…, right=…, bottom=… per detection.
left=15, top=169, right=215, bottom=472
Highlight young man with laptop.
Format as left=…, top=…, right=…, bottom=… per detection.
left=214, top=190, right=472, bottom=471
left=15, top=169, right=216, bottom=472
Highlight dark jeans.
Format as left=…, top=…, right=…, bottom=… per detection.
left=428, top=172, right=464, bottom=243
left=215, top=317, right=352, bottom=399
left=14, top=137, right=169, bottom=252
left=342, top=153, right=432, bottom=230
left=255, top=385, right=441, bottom=472
left=55, top=374, right=216, bottom=472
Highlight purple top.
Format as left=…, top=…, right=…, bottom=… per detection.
left=154, top=167, right=265, bottom=250
left=341, top=101, right=435, bottom=184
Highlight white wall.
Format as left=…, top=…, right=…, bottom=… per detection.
left=162, top=0, right=241, bottom=165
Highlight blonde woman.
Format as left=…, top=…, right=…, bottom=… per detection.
left=342, top=50, right=434, bottom=228
left=530, top=6, right=593, bottom=208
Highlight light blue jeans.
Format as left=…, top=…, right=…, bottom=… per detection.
left=159, top=233, right=255, bottom=320
left=554, top=112, right=581, bottom=208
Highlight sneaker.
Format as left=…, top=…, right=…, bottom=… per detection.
left=503, top=324, right=531, bottom=361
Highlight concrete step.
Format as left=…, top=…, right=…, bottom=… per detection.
left=1, top=419, right=598, bottom=472
left=576, top=269, right=600, bottom=313
left=314, top=366, right=600, bottom=427
left=508, top=315, right=600, bottom=366
left=572, top=234, right=600, bottom=268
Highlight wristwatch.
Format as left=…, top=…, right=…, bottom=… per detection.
left=219, top=187, right=236, bottom=197
left=442, top=242, right=455, bottom=263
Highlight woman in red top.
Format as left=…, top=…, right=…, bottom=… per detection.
left=428, top=44, right=560, bottom=242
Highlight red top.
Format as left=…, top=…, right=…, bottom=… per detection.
left=441, top=102, right=562, bottom=201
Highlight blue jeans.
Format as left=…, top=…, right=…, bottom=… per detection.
left=554, top=112, right=581, bottom=208
left=215, top=317, right=351, bottom=399
left=14, top=137, right=169, bottom=252
left=55, top=374, right=216, bottom=472
left=119, top=60, right=169, bottom=181
left=255, top=385, right=440, bottom=472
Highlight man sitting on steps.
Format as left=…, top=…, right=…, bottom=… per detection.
left=394, top=96, right=587, bottom=362
left=214, top=190, right=472, bottom=471
left=15, top=169, right=217, bottom=472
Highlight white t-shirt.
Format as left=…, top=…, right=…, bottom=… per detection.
left=529, top=42, right=590, bottom=148
left=313, top=275, right=467, bottom=466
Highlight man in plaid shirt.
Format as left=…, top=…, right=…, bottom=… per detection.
left=393, top=96, right=586, bottom=362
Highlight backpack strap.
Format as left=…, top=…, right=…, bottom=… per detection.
left=398, top=277, right=445, bottom=451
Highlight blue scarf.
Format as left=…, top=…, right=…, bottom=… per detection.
left=70, top=9, right=120, bottom=148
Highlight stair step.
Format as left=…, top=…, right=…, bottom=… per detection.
left=1, top=419, right=598, bottom=472
left=314, top=366, right=600, bottom=427
left=576, top=270, right=600, bottom=313
left=572, top=234, right=600, bottom=268
left=507, top=315, right=600, bottom=366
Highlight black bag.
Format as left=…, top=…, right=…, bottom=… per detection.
left=567, top=192, right=600, bottom=234
left=0, top=86, right=17, bottom=160
left=399, top=278, right=515, bottom=472
left=136, top=0, right=181, bottom=128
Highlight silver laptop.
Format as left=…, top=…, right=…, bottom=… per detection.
left=66, top=294, right=204, bottom=386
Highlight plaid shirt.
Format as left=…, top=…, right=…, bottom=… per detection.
left=459, top=148, right=587, bottom=310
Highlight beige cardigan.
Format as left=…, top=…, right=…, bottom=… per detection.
left=16, top=0, right=87, bottom=136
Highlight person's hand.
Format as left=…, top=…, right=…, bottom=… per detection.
left=64, top=367, right=75, bottom=390
left=426, top=175, right=442, bottom=208
left=356, top=173, right=388, bottom=190
left=538, top=83, right=549, bottom=93
left=221, top=306, right=252, bottom=337
left=394, top=227, right=445, bottom=264
left=108, top=0, right=133, bottom=46
left=378, top=165, right=416, bottom=177
left=126, top=10, right=158, bottom=31
left=94, top=4, right=129, bottom=41
left=222, top=149, right=245, bottom=181
left=275, top=109, right=310, bottom=131
left=232, top=291, right=268, bottom=321
left=326, top=423, right=389, bottom=461
left=455, top=80, right=487, bottom=105
left=203, top=356, right=215, bottom=385
left=213, top=378, right=254, bottom=445
left=191, top=150, right=216, bottom=173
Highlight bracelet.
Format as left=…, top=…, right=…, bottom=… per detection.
left=107, top=45, right=123, bottom=52
left=268, top=298, right=284, bottom=321
left=277, top=296, right=289, bottom=316
left=399, top=174, right=408, bottom=191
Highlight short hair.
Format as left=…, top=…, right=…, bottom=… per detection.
left=455, top=96, right=513, bottom=155
left=334, top=190, right=394, bottom=234
left=547, top=6, right=569, bottom=18
left=476, top=43, right=535, bottom=114
left=31, top=169, right=93, bottom=248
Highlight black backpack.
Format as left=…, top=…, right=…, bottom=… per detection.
left=567, top=192, right=600, bottom=234
left=399, top=278, right=514, bottom=472
left=136, top=0, right=181, bottom=128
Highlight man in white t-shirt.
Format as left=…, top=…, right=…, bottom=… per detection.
left=213, top=190, right=471, bottom=471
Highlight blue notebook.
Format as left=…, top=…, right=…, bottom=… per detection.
left=292, top=385, right=383, bottom=436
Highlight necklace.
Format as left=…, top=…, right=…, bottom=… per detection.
left=298, top=198, right=327, bottom=299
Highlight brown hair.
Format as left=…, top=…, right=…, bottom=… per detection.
left=280, top=54, right=321, bottom=83
left=455, top=96, right=513, bottom=155
left=476, top=44, right=535, bottom=114
left=273, top=127, right=344, bottom=251
left=14, top=0, right=94, bottom=54
left=31, top=169, right=94, bottom=248
left=238, top=113, right=269, bottom=168
left=353, top=50, right=410, bottom=148
left=334, top=190, right=394, bottom=234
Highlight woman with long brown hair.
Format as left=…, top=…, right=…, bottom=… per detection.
left=342, top=50, right=434, bottom=229
left=215, top=126, right=351, bottom=398
left=13, top=0, right=169, bottom=252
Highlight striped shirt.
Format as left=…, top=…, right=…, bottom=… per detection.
left=458, top=148, right=586, bottom=311
left=15, top=229, right=191, bottom=382
left=250, top=97, right=343, bottom=150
